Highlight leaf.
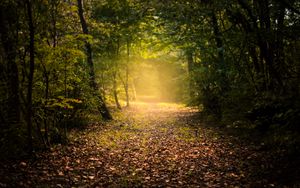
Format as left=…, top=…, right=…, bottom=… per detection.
left=58, top=171, right=64, bottom=176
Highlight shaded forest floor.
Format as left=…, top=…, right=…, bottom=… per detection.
left=0, top=101, right=299, bottom=187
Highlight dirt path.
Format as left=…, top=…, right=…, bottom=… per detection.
left=0, top=102, right=294, bottom=187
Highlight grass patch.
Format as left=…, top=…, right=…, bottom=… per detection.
left=175, top=126, right=199, bottom=142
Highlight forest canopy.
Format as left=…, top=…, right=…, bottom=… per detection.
left=0, top=0, right=299, bottom=158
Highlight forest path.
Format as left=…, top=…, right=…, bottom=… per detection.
left=1, top=102, right=282, bottom=187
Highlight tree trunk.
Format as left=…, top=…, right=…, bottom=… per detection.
left=112, top=38, right=121, bottom=109
left=43, top=68, right=50, bottom=147
left=25, top=0, right=35, bottom=155
left=113, top=71, right=122, bottom=109
left=77, top=0, right=112, bottom=120
left=238, top=0, right=284, bottom=92
left=256, top=0, right=283, bottom=91
left=211, top=13, right=228, bottom=92
left=0, top=3, right=21, bottom=128
left=0, top=2, right=21, bottom=153
left=125, top=39, right=130, bottom=107
left=186, top=49, right=195, bottom=99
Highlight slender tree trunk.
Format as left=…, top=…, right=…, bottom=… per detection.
left=43, top=69, right=50, bottom=147
left=211, top=13, right=228, bottom=91
left=43, top=0, right=58, bottom=146
left=100, top=72, right=106, bottom=100
left=112, top=39, right=121, bottom=109
left=77, top=0, right=112, bottom=120
left=186, top=49, right=195, bottom=99
left=113, top=72, right=121, bottom=109
left=125, top=39, right=130, bottom=107
left=25, top=0, right=35, bottom=155
left=274, top=3, right=286, bottom=94
left=211, top=13, right=225, bottom=69
left=210, top=13, right=227, bottom=119
left=50, top=0, right=59, bottom=47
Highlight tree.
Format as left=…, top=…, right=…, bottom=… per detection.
left=25, top=0, right=35, bottom=154
left=77, top=0, right=112, bottom=120
left=0, top=0, right=22, bottom=156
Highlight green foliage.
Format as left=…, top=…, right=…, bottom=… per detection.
left=0, top=0, right=299, bottom=158
left=45, top=97, right=82, bottom=109
left=0, top=0, right=115, bottom=157
left=154, top=0, right=300, bottom=140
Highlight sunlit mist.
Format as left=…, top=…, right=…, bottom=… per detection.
left=132, top=57, right=188, bottom=103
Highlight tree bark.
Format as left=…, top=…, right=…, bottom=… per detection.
left=211, top=13, right=228, bottom=92
left=113, top=72, right=122, bottom=109
left=77, top=0, right=112, bottom=120
left=0, top=2, right=21, bottom=149
left=43, top=67, right=50, bottom=147
left=125, top=39, right=130, bottom=107
left=186, top=49, right=195, bottom=99
left=112, top=39, right=121, bottom=109
left=25, top=0, right=35, bottom=155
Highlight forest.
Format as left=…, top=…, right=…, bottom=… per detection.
left=0, top=0, right=299, bottom=187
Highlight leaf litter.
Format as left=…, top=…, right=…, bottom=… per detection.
left=0, top=102, right=299, bottom=187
